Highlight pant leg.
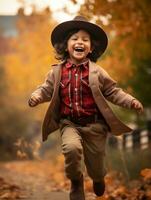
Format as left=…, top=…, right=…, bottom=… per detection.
left=78, top=122, right=108, bottom=182
left=60, top=122, right=84, bottom=180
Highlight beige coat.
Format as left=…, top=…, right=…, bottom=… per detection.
left=31, top=61, right=134, bottom=141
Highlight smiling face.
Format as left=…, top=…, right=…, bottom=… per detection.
left=67, top=30, right=92, bottom=64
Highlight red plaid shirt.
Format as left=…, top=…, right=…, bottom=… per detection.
left=59, top=60, right=99, bottom=118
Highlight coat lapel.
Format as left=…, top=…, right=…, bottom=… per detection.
left=89, top=61, right=132, bottom=135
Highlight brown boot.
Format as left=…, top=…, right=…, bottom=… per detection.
left=93, top=179, right=105, bottom=196
left=70, top=176, right=85, bottom=200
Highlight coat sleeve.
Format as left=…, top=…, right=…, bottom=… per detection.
left=30, top=68, right=54, bottom=103
left=100, top=69, right=135, bottom=109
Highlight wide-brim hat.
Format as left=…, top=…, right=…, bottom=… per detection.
left=51, top=16, right=108, bottom=55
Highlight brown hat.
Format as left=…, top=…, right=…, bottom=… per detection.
left=51, top=15, right=108, bottom=55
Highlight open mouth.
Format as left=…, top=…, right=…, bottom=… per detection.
left=74, top=47, right=84, bottom=52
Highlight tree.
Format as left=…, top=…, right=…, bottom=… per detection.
left=5, top=7, right=57, bottom=118
left=1, top=8, right=58, bottom=159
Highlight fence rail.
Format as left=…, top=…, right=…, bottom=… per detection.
left=108, top=129, right=151, bottom=151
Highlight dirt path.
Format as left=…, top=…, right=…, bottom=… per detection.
left=0, top=161, right=69, bottom=200
left=0, top=160, right=97, bottom=200
left=1, top=160, right=150, bottom=200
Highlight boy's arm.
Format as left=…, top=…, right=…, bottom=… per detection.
left=28, top=69, right=54, bottom=107
left=101, top=70, right=143, bottom=112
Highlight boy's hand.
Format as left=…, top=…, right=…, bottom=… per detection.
left=131, top=99, right=144, bottom=114
left=28, top=95, right=42, bottom=107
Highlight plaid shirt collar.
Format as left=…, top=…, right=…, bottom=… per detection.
left=65, top=59, right=89, bottom=69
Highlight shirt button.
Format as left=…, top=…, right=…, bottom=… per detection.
left=75, top=88, right=78, bottom=92
left=75, top=74, right=78, bottom=77
left=75, top=102, right=78, bottom=106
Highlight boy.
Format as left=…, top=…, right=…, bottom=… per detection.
left=28, top=16, right=143, bottom=200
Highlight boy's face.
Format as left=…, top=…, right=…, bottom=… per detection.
left=67, top=30, right=92, bottom=64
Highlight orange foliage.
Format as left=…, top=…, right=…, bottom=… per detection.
left=0, top=177, right=26, bottom=199
left=4, top=10, right=58, bottom=119
left=141, top=168, right=151, bottom=181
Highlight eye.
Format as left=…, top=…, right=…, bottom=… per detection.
left=71, top=36, right=78, bottom=41
left=83, top=38, right=90, bottom=42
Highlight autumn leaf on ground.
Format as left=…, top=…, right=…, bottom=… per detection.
left=140, top=168, right=151, bottom=180
left=96, top=196, right=108, bottom=200
left=0, top=176, right=26, bottom=200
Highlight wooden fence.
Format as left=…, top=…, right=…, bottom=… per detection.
left=108, top=129, right=151, bottom=151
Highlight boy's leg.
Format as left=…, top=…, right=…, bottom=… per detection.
left=60, top=124, right=83, bottom=180
left=60, top=121, right=85, bottom=200
left=79, top=122, right=108, bottom=196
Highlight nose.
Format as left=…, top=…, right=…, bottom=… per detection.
left=76, top=38, right=83, bottom=44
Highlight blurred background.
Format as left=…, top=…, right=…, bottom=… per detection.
left=0, top=0, right=151, bottom=181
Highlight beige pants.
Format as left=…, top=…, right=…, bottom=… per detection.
left=60, top=119, right=108, bottom=182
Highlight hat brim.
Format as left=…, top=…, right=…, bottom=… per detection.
left=51, top=20, right=108, bottom=55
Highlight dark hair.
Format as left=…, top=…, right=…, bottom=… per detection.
left=54, top=29, right=102, bottom=62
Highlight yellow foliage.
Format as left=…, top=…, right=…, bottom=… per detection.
left=4, top=11, right=58, bottom=119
